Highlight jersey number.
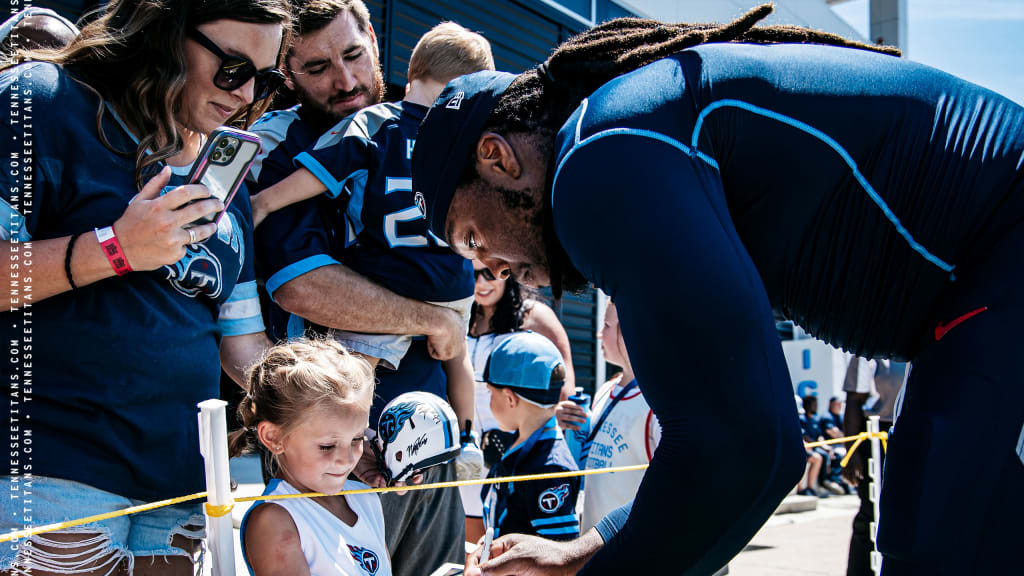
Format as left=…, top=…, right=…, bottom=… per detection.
left=383, top=177, right=448, bottom=248
left=383, top=177, right=427, bottom=248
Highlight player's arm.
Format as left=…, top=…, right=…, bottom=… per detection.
left=553, top=134, right=806, bottom=575
left=523, top=301, right=577, bottom=401
left=250, top=167, right=325, bottom=228
left=243, top=503, right=311, bottom=576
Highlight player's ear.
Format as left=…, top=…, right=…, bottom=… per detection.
left=475, top=132, right=521, bottom=183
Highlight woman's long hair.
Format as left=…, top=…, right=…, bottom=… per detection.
left=4, top=0, right=293, bottom=189
left=469, top=276, right=535, bottom=336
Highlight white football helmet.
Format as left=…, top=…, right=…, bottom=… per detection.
left=375, top=392, right=461, bottom=485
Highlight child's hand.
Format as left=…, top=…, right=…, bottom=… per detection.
left=555, top=401, right=587, bottom=431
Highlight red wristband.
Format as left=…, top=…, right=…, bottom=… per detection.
left=95, top=226, right=132, bottom=276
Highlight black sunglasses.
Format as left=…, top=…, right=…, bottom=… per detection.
left=187, top=28, right=285, bottom=101
left=474, top=268, right=497, bottom=281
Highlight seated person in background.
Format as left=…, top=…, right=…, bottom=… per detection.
left=481, top=332, right=581, bottom=541
left=798, top=395, right=833, bottom=498
left=557, top=301, right=661, bottom=533
left=821, top=396, right=845, bottom=436
left=237, top=338, right=391, bottom=576
left=819, top=395, right=853, bottom=494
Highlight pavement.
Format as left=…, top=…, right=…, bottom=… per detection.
left=219, top=455, right=864, bottom=575
left=730, top=494, right=861, bottom=576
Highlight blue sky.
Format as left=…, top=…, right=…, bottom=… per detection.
left=831, top=0, right=1024, bottom=105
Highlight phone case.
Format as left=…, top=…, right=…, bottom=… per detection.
left=187, top=127, right=262, bottom=225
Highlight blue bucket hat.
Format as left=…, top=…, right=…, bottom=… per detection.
left=412, top=70, right=517, bottom=243
left=483, top=332, right=565, bottom=407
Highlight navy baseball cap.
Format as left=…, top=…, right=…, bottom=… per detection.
left=412, top=70, right=517, bottom=243
left=483, top=332, right=565, bottom=407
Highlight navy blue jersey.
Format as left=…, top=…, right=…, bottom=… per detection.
left=296, top=101, right=473, bottom=303
left=549, top=44, right=1024, bottom=574
left=820, top=411, right=842, bottom=434
left=799, top=414, right=824, bottom=441
left=0, top=62, right=262, bottom=501
left=248, top=104, right=453, bottom=426
left=481, top=417, right=580, bottom=541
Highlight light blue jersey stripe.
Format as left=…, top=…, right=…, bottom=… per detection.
left=266, top=254, right=339, bottom=300
left=537, top=526, right=579, bottom=536
left=691, top=98, right=956, bottom=276
left=531, top=514, right=577, bottom=527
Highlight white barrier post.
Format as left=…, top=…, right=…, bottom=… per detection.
left=198, top=399, right=235, bottom=576
left=867, top=415, right=883, bottom=576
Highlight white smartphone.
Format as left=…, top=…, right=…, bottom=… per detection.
left=186, top=127, right=261, bottom=225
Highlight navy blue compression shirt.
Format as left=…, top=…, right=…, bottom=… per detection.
left=550, top=43, right=1024, bottom=574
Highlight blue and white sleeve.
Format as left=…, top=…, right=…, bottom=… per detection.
left=293, top=115, right=374, bottom=201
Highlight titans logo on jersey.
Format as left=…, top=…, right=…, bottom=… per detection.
left=539, top=483, right=572, bottom=513
left=347, top=545, right=380, bottom=575
left=161, top=212, right=243, bottom=299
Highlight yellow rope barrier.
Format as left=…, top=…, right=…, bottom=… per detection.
left=204, top=503, right=236, bottom=518
left=0, top=492, right=208, bottom=544
left=0, top=432, right=888, bottom=543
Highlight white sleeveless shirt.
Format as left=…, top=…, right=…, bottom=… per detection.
left=581, top=377, right=661, bottom=532
left=241, top=479, right=392, bottom=576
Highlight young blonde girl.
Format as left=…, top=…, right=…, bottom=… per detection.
left=230, top=337, right=392, bottom=576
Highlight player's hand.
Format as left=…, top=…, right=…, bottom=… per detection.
left=466, top=532, right=601, bottom=576
left=555, top=401, right=587, bottom=431
left=425, top=305, right=467, bottom=361
left=115, top=166, right=221, bottom=270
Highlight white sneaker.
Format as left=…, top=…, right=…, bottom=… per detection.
left=823, top=480, right=845, bottom=495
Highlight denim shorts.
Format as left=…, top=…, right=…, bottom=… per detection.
left=330, top=295, right=474, bottom=370
left=0, top=475, right=205, bottom=573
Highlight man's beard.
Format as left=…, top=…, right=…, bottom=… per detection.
left=490, top=181, right=589, bottom=297
left=541, top=200, right=589, bottom=298
left=293, top=65, right=386, bottom=130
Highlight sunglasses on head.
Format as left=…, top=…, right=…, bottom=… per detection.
left=474, top=268, right=497, bottom=281
left=187, top=28, right=285, bottom=102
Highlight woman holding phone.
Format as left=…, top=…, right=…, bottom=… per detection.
left=0, top=0, right=290, bottom=573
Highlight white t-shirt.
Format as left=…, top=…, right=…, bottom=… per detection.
left=241, top=479, right=392, bottom=576
left=581, top=377, right=661, bottom=533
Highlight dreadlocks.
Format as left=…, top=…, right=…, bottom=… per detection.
left=475, top=3, right=900, bottom=297
left=486, top=3, right=899, bottom=142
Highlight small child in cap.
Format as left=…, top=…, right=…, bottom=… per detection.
left=480, top=331, right=580, bottom=541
